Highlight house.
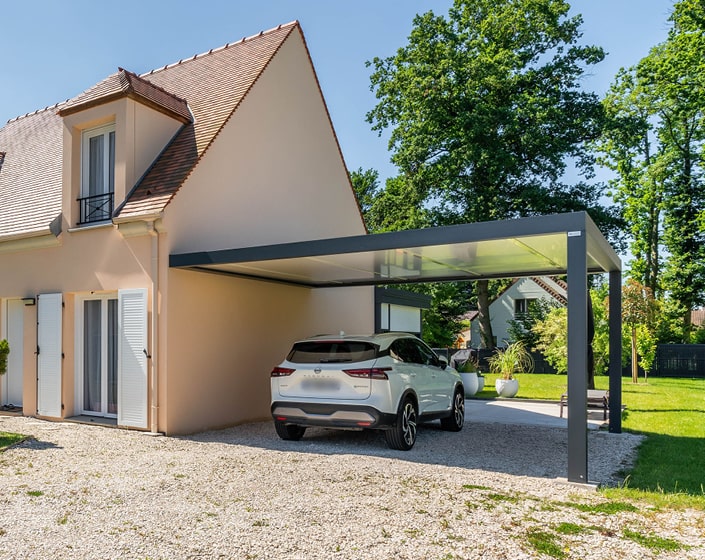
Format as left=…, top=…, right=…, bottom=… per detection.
left=0, top=22, right=374, bottom=434
left=468, top=276, right=567, bottom=348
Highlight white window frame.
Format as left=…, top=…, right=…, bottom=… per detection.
left=81, top=123, right=115, bottom=199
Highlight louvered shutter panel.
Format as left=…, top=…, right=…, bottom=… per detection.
left=117, top=288, right=148, bottom=429
left=37, top=293, right=62, bottom=417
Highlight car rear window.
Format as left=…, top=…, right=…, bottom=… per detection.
left=287, top=341, right=379, bottom=364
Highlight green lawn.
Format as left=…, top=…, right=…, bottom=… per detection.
left=0, top=431, right=25, bottom=450
left=474, top=373, right=705, bottom=509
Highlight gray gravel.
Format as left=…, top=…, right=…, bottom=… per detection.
left=0, top=415, right=703, bottom=559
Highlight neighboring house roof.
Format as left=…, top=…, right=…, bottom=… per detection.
left=0, top=21, right=301, bottom=238
left=530, top=276, right=567, bottom=306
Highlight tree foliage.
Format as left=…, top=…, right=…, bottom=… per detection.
left=532, top=288, right=611, bottom=378
left=597, top=0, right=705, bottom=341
left=533, top=306, right=569, bottom=374
left=366, top=0, right=619, bottom=347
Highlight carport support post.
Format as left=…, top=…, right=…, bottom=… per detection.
left=609, top=270, right=622, bottom=433
left=567, top=230, right=588, bottom=484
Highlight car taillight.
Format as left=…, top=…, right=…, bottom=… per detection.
left=343, top=367, right=391, bottom=380
left=271, top=366, right=296, bottom=377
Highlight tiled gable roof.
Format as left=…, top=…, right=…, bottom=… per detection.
left=116, top=22, right=298, bottom=219
left=0, top=21, right=299, bottom=239
left=0, top=106, right=64, bottom=238
left=58, top=68, right=192, bottom=123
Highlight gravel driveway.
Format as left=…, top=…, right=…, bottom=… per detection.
left=0, top=415, right=703, bottom=559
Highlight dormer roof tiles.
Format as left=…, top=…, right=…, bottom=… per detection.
left=58, top=68, right=192, bottom=123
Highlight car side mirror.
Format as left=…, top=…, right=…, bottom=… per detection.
left=438, top=355, right=448, bottom=370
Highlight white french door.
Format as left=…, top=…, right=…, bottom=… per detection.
left=80, top=296, right=118, bottom=417
left=3, top=300, right=24, bottom=407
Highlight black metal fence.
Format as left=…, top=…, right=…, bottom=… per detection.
left=652, top=344, right=705, bottom=378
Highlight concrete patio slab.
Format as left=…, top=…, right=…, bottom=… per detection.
left=465, top=398, right=607, bottom=430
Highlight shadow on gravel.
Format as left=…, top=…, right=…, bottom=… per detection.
left=12, top=437, right=62, bottom=451
left=187, top=420, right=638, bottom=484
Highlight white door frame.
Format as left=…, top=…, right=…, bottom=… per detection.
left=75, top=293, right=118, bottom=418
left=2, top=299, right=24, bottom=407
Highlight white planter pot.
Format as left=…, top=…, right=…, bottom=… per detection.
left=477, top=376, right=485, bottom=392
left=495, top=378, right=519, bottom=398
left=460, top=372, right=479, bottom=397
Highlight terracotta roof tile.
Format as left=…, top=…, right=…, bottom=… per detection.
left=0, top=106, right=64, bottom=238
left=58, top=68, right=191, bottom=123
left=117, top=22, right=298, bottom=219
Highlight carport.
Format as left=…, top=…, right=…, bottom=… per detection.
left=170, top=211, right=622, bottom=484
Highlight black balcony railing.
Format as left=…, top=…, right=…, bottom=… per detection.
left=78, top=192, right=114, bottom=225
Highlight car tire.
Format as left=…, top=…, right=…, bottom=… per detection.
left=440, top=388, right=465, bottom=432
left=385, top=397, right=417, bottom=450
left=274, top=420, right=307, bottom=441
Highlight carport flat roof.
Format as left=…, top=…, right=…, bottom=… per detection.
left=169, top=210, right=623, bottom=485
left=169, top=211, right=620, bottom=287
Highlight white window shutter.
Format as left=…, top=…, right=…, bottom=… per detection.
left=37, top=293, right=62, bottom=417
left=117, top=288, right=148, bottom=429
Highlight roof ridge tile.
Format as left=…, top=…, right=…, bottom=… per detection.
left=6, top=102, right=66, bottom=125
left=141, top=21, right=298, bottom=78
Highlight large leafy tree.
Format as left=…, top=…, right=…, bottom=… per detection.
left=599, top=69, right=664, bottom=296
left=367, top=0, right=614, bottom=348
left=598, top=0, right=705, bottom=340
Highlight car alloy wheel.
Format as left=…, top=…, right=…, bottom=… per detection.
left=441, top=388, right=464, bottom=432
left=385, top=397, right=417, bottom=450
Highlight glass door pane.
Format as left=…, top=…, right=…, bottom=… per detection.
left=107, top=299, right=118, bottom=415
left=83, top=300, right=102, bottom=412
left=88, top=135, right=105, bottom=197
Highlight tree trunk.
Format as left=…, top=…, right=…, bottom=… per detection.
left=631, top=326, right=638, bottom=383
left=477, top=279, right=494, bottom=349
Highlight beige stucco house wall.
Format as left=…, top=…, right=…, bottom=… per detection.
left=0, top=22, right=374, bottom=435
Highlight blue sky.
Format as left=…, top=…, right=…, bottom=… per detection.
left=1, top=1, right=675, bottom=185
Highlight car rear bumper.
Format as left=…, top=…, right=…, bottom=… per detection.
left=271, top=401, right=396, bottom=430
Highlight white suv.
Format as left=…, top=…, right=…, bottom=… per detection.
left=270, top=332, right=465, bottom=450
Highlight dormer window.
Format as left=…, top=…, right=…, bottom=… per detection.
left=79, top=124, right=115, bottom=224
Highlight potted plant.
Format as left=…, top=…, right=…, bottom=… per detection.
left=487, top=341, right=533, bottom=398
left=0, top=339, right=9, bottom=376
left=457, top=357, right=479, bottom=397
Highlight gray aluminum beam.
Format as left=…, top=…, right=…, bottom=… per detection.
left=567, top=229, right=589, bottom=484
left=609, top=270, right=623, bottom=433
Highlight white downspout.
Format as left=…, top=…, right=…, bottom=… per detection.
left=148, top=221, right=160, bottom=434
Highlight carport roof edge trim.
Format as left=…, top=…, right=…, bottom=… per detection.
left=170, top=211, right=620, bottom=273
left=169, top=211, right=621, bottom=285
